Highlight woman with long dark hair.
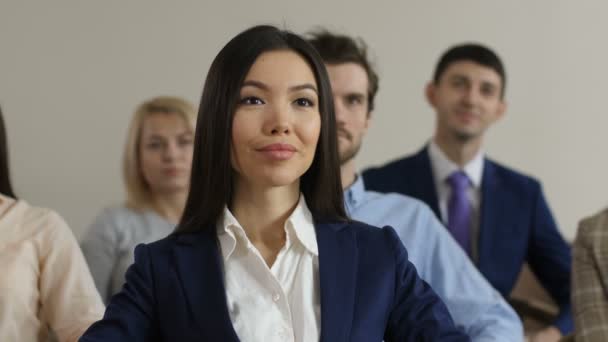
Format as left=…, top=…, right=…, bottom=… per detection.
left=0, top=106, right=104, bottom=341
left=81, top=26, right=468, bottom=341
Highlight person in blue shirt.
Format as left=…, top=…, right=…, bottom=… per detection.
left=308, top=30, right=523, bottom=341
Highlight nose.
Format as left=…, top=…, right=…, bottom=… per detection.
left=334, top=97, right=346, bottom=124
left=264, top=103, right=291, bottom=135
left=162, top=141, right=179, bottom=161
left=462, top=87, right=480, bottom=106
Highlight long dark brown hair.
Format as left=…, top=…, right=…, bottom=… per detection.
left=0, top=106, right=16, bottom=198
left=174, top=25, right=347, bottom=234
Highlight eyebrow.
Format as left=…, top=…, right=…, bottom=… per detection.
left=144, top=131, right=193, bottom=139
left=345, top=92, right=366, bottom=98
left=241, top=80, right=318, bottom=94
left=450, top=74, right=499, bottom=87
left=448, top=74, right=469, bottom=82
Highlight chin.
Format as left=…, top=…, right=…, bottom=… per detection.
left=156, top=182, right=189, bottom=194
left=452, top=129, right=480, bottom=141
left=255, top=170, right=305, bottom=189
left=266, top=176, right=301, bottom=188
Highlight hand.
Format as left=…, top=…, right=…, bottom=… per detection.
left=529, top=326, right=562, bottom=342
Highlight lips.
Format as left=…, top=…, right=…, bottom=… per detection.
left=162, top=167, right=184, bottom=176
left=258, top=143, right=296, bottom=152
left=257, top=143, right=297, bottom=160
left=454, top=110, right=479, bottom=123
left=337, top=129, right=352, bottom=141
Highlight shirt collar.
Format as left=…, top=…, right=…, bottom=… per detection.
left=216, top=194, right=318, bottom=261
left=428, top=140, right=484, bottom=187
left=344, top=174, right=366, bottom=214
left=288, top=195, right=318, bottom=256
left=217, top=207, right=245, bottom=261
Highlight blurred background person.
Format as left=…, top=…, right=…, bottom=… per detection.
left=572, top=208, right=608, bottom=341
left=363, top=43, right=572, bottom=341
left=0, top=105, right=104, bottom=341
left=308, top=29, right=523, bottom=340
left=81, top=96, right=196, bottom=303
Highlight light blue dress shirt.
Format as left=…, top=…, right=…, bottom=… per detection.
left=344, top=176, right=523, bottom=341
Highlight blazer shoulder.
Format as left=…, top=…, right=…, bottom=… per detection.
left=486, top=158, right=542, bottom=192
left=138, top=233, right=182, bottom=258
left=363, top=152, right=422, bottom=177
left=342, top=220, right=404, bottom=253
left=362, top=150, right=428, bottom=195
left=577, top=208, right=608, bottom=239
left=342, top=219, right=382, bottom=233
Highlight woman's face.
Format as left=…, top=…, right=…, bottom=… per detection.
left=231, top=49, right=321, bottom=190
left=139, top=112, right=194, bottom=197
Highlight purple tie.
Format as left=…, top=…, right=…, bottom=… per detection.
left=447, top=171, right=471, bottom=255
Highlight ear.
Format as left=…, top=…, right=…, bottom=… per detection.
left=425, top=82, right=437, bottom=108
left=494, top=99, right=507, bottom=122
left=364, top=111, right=373, bottom=129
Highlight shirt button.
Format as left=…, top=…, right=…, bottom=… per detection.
left=272, top=292, right=280, bottom=302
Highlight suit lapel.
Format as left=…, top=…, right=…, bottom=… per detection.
left=411, top=147, right=441, bottom=218
left=172, top=230, right=239, bottom=340
left=316, top=221, right=358, bottom=342
left=478, top=160, right=501, bottom=268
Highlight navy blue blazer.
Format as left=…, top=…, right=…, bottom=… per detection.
left=80, top=220, right=469, bottom=341
left=362, top=146, right=572, bottom=333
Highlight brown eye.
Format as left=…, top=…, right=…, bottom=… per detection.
left=481, top=85, right=496, bottom=97
left=178, top=137, right=193, bottom=147
left=239, top=97, right=265, bottom=105
left=452, top=79, right=467, bottom=88
left=346, top=95, right=364, bottom=106
left=294, top=98, right=314, bottom=107
left=145, top=141, right=162, bottom=150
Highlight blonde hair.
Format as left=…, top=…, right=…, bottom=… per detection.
left=123, top=96, right=197, bottom=211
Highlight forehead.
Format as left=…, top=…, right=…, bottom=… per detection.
left=244, top=50, right=317, bottom=87
left=325, top=63, right=369, bottom=95
left=141, top=112, right=191, bottom=135
left=440, top=60, right=503, bottom=88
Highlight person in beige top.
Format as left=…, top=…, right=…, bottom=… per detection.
left=0, top=106, right=104, bottom=341
left=572, top=208, right=608, bottom=342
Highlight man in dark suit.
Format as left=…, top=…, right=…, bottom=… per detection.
left=363, top=43, right=571, bottom=341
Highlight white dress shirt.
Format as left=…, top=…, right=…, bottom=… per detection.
left=428, top=140, right=484, bottom=260
left=217, top=195, right=320, bottom=342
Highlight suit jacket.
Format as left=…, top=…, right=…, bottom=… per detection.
left=362, top=146, right=572, bottom=333
left=80, top=219, right=469, bottom=342
left=572, top=208, right=608, bottom=342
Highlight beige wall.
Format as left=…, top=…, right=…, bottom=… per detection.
left=1, top=1, right=606, bottom=240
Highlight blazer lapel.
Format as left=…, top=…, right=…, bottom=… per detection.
left=316, top=221, right=358, bottom=342
left=172, top=230, right=239, bottom=340
left=410, top=146, right=441, bottom=218
left=478, top=160, right=501, bottom=268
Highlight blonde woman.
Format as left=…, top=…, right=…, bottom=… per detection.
left=0, top=106, right=103, bottom=341
left=81, top=96, right=196, bottom=303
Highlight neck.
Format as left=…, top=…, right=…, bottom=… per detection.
left=434, top=131, right=483, bottom=167
left=231, top=181, right=300, bottom=245
left=340, top=158, right=357, bottom=190
left=151, top=190, right=187, bottom=224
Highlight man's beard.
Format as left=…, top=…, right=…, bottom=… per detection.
left=453, top=130, right=476, bottom=142
left=337, top=128, right=361, bottom=165
left=451, top=127, right=481, bottom=143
